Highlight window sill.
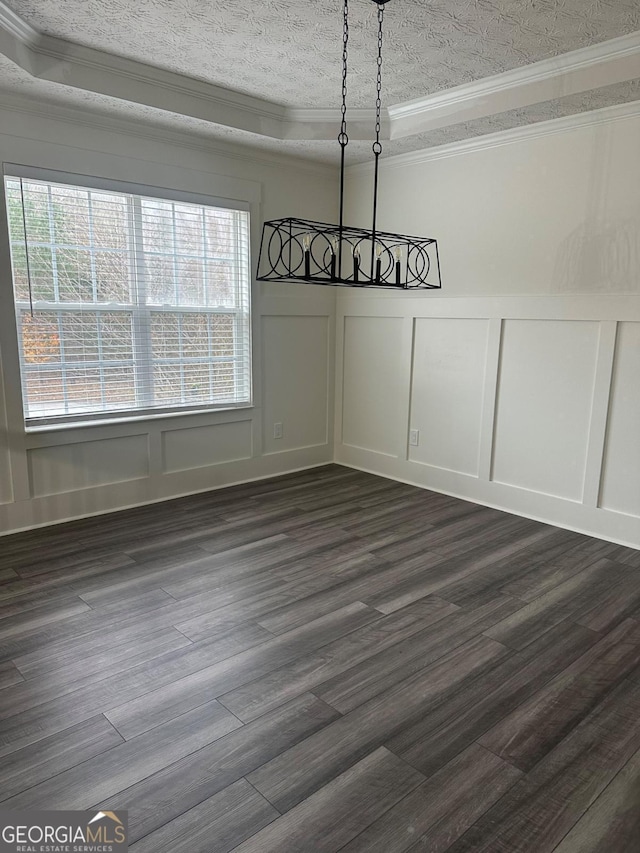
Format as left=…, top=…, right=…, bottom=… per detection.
left=25, top=403, right=254, bottom=434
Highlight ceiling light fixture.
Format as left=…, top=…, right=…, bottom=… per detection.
left=256, top=0, right=441, bottom=290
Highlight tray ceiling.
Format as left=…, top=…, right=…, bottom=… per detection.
left=6, top=0, right=640, bottom=107
left=1, top=0, right=640, bottom=164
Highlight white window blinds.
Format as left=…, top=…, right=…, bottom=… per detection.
left=4, top=175, right=252, bottom=425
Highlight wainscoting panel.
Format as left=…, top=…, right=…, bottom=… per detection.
left=0, top=350, right=12, bottom=505
left=162, top=420, right=253, bottom=474
left=335, top=295, right=640, bottom=548
left=262, top=315, right=330, bottom=455
left=409, top=317, right=489, bottom=476
left=28, top=434, right=149, bottom=497
left=600, top=321, right=640, bottom=518
left=492, top=319, right=600, bottom=501
left=342, top=315, right=405, bottom=457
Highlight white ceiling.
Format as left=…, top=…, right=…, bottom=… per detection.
left=2, top=0, right=640, bottom=164
left=7, top=0, right=640, bottom=106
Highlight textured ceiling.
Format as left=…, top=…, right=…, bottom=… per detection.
left=0, top=54, right=339, bottom=164
left=392, top=77, right=640, bottom=155
left=2, top=53, right=639, bottom=167
left=6, top=0, right=640, bottom=107
left=2, top=1, right=640, bottom=165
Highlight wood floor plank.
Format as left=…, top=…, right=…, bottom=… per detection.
left=0, top=567, right=291, bottom=665
left=614, top=545, right=640, bottom=569
left=130, top=778, right=279, bottom=853
left=0, top=584, right=211, bottom=662
left=0, top=714, right=124, bottom=801
left=368, top=510, right=489, bottom=564
left=0, top=603, right=372, bottom=753
left=572, top=567, right=640, bottom=632
left=364, top=555, right=520, bottom=615
left=100, top=693, right=339, bottom=844
left=552, top=744, right=640, bottom=853
left=70, top=539, right=287, bottom=601
left=9, top=546, right=125, bottom=578
left=10, top=593, right=196, bottom=676
left=247, top=634, right=508, bottom=812
left=0, top=465, right=637, bottom=853
left=386, top=619, right=599, bottom=778
left=103, top=627, right=275, bottom=740
left=14, top=626, right=193, bottom=687
left=442, top=662, right=640, bottom=853
left=3, top=699, right=241, bottom=809
left=0, top=623, right=272, bottom=753
left=339, top=498, right=433, bottom=538
left=499, top=539, right=622, bottom=602
left=0, top=588, right=84, bottom=621
left=232, top=747, right=425, bottom=853
left=339, top=744, right=521, bottom=853
left=103, top=604, right=376, bottom=739
left=256, top=552, right=447, bottom=635
left=369, top=526, right=555, bottom=617
left=0, top=555, right=137, bottom=601
left=0, top=568, right=18, bottom=581
left=315, top=594, right=520, bottom=714
left=422, top=549, right=544, bottom=609
left=0, top=661, right=24, bottom=689
left=219, top=605, right=456, bottom=722
left=157, top=535, right=297, bottom=599
left=174, top=589, right=298, bottom=642
left=483, top=558, right=624, bottom=650
left=0, top=597, right=91, bottom=641
left=479, top=618, right=640, bottom=771
left=425, top=514, right=548, bottom=561
left=524, top=527, right=594, bottom=558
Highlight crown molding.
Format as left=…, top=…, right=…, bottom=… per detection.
left=0, top=92, right=338, bottom=177
left=349, top=99, right=640, bottom=174
left=0, top=0, right=380, bottom=142
left=0, top=0, right=38, bottom=44
left=285, top=108, right=384, bottom=141
left=0, top=0, right=640, bottom=145
left=389, top=30, right=640, bottom=137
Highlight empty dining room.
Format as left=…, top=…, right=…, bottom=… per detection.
left=0, top=1, right=639, bottom=851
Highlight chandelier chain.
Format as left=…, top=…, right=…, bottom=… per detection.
left=256, top=0, right=442, bottom=291
left=373, top=2, right=384, bottom=157
left=339, top=0, right=349, bottom=148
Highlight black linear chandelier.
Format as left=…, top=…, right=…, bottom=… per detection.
left=256, top=0, right=441, bottom=290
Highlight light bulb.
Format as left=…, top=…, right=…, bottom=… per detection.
left=393, top=246, right=402, bottom=262
left=331, top=236, right=339, bottom=255
left=376, top=242, right=383, bottom=258
left=302, top=234, right=311, bottom=252
left=353, top=245, right=360, bottom=260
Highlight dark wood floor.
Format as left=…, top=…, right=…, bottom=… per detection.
left=1, top=465, right=640, bottom=852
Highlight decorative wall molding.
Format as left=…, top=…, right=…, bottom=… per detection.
left=347, top=99, right=640, bottom=173
left=334, top=296, right=640, bottom=549
left=1, top=0, right=640, bottom=143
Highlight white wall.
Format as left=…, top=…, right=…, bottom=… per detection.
left=0, top=101, right=337, bottom=534
left=336, top=112, right=640, bottom=548
left=1, top=98, right=639, bottom=550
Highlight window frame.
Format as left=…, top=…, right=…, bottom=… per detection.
left=3, top=165, right=254, bottom=430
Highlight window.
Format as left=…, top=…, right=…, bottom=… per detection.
left=4, top=173, right=252, bottom=426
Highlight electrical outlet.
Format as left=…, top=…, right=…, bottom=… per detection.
left=273, top=422, right=283, bottom=439
left=409, top=428, right=419, bottom=447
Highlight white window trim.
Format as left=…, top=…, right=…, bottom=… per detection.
left=4, top=165, right=254, bottom=431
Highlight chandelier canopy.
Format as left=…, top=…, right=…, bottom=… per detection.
left=256, top=0, right=441, bottom=290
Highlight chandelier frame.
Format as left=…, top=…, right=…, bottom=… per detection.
left=256, top=0, right=441, bottom=291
